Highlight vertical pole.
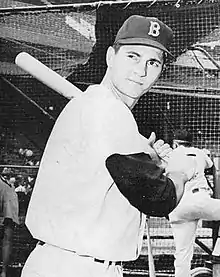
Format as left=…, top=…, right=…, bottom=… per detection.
left=163, top=101, right=170, bottom=143
left=212, top=155, right=220, bottom=276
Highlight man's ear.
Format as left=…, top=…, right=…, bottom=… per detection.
left=106, top=46, right=115, bottom=67
left=162, top=63, right=166, bottom=73
left=172, top=141, right=178, bottom=149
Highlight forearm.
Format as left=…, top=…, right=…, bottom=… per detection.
left=106, top=152, right=177, bottom=217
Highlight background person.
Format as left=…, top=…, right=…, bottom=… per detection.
left=167, top=128, right=215, bottom=277
left=0, top=174, right=19, bottom=277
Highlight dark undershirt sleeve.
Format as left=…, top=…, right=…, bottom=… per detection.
left=105, top=152, right=177, bottom=217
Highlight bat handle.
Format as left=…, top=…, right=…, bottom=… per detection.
left=146, top=217, right=156, bottom=277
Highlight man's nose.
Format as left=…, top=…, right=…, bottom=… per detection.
left=134, top=62, right=147, bottom=77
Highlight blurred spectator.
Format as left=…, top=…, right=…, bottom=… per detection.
left=0, top=174, right=19, bottom=277
left=168, top=128, right=214, bottom=277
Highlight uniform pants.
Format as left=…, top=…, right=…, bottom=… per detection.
left=21, top=243, right=123, bottom=277
left=169, top=189, right=220, bottom=277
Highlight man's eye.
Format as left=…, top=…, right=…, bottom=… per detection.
left=148, top=60, right=160, bottom=67
left=127, top=54, right=139, bottom=61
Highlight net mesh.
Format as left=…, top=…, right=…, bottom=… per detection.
left=0, top=0, right=220, bottom=275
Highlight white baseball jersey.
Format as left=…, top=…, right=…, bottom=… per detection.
left=170, top=145, right=213, bottom=193
left=25, top=84, right=146, bottom=261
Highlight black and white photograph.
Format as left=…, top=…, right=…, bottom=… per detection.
left=0, top=0, right=220, bottom=276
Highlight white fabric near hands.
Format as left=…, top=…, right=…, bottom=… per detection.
left=168, top=146, right=213, bottom=193
left=165, top=146, right=197, bottom=181
left=169, top=189, right=220, bottom=223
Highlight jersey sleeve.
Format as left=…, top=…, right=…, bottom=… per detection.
left=84, top=98, right=142, bottom=159
left=106, top=152, right=177, bottom=217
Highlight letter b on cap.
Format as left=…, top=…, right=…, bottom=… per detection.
left=148, top=21, right=160, bottom=37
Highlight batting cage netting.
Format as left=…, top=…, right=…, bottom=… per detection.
left=0, top=0, right=220, bottom=276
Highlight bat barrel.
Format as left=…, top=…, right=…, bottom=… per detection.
left=15, top=52, right=82, bottom=99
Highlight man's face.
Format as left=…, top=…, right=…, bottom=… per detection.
left=107, top=44, right=164, bottom=100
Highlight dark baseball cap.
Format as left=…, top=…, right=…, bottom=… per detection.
left=114, top=15, right=174, bottom=58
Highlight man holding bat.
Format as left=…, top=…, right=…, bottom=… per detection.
left=21, top=15, right=196, bottom=277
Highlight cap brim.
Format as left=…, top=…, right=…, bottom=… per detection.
left=117, top=38, right=174, bottom=58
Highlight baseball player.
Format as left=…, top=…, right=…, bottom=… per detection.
left=0, top=174, right=19, bottom=277
left=167, top=129, right=220, bottom=277
left=21, top=16, right=196, bottom=277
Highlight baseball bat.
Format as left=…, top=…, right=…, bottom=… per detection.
left=15, top=52, right=82, bottom=99
left=146, top=217, right=156, bottom=277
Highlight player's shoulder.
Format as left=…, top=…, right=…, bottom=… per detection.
left=84, top=84, right=131, bottom=115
